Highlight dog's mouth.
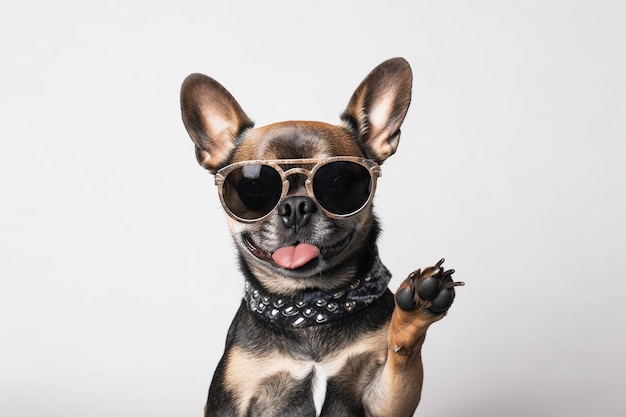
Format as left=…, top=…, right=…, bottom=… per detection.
left=242, top=234, right=351, bottom=270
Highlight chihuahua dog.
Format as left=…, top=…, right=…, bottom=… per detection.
left=180, top=58, right=461, bottom=417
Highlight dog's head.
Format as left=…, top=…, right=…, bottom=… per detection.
left=181, top=58, right=412, bottom=295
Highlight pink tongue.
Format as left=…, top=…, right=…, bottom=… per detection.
left=272, top=243, right=321, bottom=269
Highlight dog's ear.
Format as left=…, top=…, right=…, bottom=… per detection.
left=341, top=58, right=412, bottom=163
left=180, top=74, right=254, bottom=173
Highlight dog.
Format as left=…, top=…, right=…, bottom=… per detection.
left=180, top=57, right=462, bottom=417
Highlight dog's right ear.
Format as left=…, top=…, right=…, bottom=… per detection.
left=180, top=74, right=254, bottom=173
left=341, top=58, right=412, bottom=163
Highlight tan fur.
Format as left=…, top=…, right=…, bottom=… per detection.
left=233, top=122, right=365, bottom=161
left=224, top=347, right=312, bottom=414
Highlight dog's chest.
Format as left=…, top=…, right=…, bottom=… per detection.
left=224, top=328, right=388, bottom=416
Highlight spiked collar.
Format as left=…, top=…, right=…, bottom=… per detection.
left=243, top=256, right=391, bottom=328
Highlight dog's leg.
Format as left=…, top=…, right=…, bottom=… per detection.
left=364, top=259, right=461, bottom=417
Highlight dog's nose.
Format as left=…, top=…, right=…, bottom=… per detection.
left=278, top=196, right=317, bottom=232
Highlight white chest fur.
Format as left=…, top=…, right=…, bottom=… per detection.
left=311, top=362, right=328, bottom=416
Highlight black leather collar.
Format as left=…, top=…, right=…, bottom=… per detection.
left=243, top=256, right=391, bottom=328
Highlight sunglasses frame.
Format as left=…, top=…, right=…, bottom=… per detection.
left=214, top=156, right=382, bottom=223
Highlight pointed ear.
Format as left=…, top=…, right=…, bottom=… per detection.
left=180, top=73, right=254, bottom=172
left=341, top=58, right=412, bottom=163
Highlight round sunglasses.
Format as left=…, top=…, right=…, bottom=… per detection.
left=214, top=157, right=381, bottom=223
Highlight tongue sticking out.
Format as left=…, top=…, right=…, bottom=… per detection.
left=272, top=243, right=321, bottom=269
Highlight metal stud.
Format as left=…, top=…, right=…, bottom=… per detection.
left=292, top=317, right=306, bottom=328
left=315, top=299, right=327, bottom=307
left=282, top=305, right=297, bottom=316
left=315, top=313, right=328, bottom=323
left=333, top=290, right=346, bottom=299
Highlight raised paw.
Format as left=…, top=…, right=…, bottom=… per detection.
left=395, top=258, right=464, bottom=315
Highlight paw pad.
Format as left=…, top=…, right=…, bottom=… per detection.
left=395, top=287, right=417, bottom=311
left=396, top=258, right=464, bottom=314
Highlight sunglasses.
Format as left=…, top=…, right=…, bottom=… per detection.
left=214, top=157, right=381, bottom=223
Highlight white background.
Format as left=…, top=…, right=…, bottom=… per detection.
left=1, top=1, right=624, bottom=416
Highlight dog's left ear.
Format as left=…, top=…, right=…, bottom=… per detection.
left=180, top=73, right=254, bottom=173
left=341, top=58, right=413, bottom=163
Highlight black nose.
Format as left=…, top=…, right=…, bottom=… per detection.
left=278, top=196, right=317, bottom=232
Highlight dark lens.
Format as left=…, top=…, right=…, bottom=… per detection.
left=312, top=161, right=372, bottom=215
left=222, top=165, right=282, bottom=220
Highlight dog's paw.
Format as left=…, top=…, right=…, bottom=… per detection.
left=395, top=259, right=463, bottom=315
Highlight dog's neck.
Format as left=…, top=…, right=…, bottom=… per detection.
left=243, top=255, right=391, bottom=328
